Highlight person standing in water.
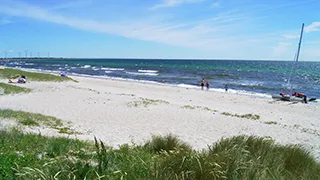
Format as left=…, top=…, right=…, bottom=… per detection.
left=200, top=78, right=205, bottom=90
left=206, top=81, right=209, bottom=90
left=225, top=84, right=228, bottom=92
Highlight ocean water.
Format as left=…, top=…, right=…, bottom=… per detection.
left=1, top=59, right=319, bottom=98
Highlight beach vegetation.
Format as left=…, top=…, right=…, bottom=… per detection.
left=294, top=124, right=301, bottom=128
left=143, top=134, right=192, bottom=153
left=0, top=109, right=81, bottom=135
left=0, top=68, right=76, bottom=82
left=222, top=112, right=260, bottom=120
left=127, top=98, right=169, bottom=107
left=183, top=105, right=196, bottom=109
left=264, top=121, right=278, bottom=125
left=0, top=82, right=31, bottom=95
left=117, top=93, right=135, bottom=96
left=0, top=130, right=319, bottom=179
left=183, top=105, right=217, bottom=112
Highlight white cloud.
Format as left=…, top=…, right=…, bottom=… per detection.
left=0, top=19, right=12, bottom=25
left=0, top=0, right=250, bottom=52
left=281, top=22, right=320, bottom=39
left=272, top=42, right=292, bottom=56
left=282, top=34, right=299, bottom=39
left=211, top=2, right=220, bottom=8
left=305, top=22, right=320, bottom=33
left=0, top=0, right=319, bottom=60
left=150, top=0, right=204, bottom=10
left=49, top=0, right=94, bottom=11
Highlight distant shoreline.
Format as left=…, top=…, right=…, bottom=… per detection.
left=1, top=58, right=319, bottom=62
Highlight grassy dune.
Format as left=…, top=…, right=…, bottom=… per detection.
left=0, top=68, right=75, bottom=82
left=0, top=82, right=31, bottom=95
left=0, top=129, right=319, bottom=179
left=0, top=109, right=80, bottom=135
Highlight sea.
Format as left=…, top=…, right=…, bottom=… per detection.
left=1, top=59, right=319, bottom=99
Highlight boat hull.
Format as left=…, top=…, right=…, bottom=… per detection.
left=272, top=94, right=305, bottom=102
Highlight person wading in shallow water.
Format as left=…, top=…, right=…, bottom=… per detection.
left=206, top=81, right=210, bottom=90
left=225, top=84, right=228, bottom=92
left=200, top=78, right=205, bottom=90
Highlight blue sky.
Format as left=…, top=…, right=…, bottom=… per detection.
left=0, top=0, right=319, bottom=61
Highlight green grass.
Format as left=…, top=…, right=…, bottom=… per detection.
left=127, top=98, right=169, bottom=107
left=0, top=82, right=31, bottom=95
left=0, top=68, right=76, bottom=82
left=183, top=105, right=217, bottom=112
left=0, top=109, right=81, bottom=135
left=222, top=112, right=260, bottom=120
left=264, top=121, right=278, bottom=125
left=144, top=134, right=192, bottom=153
left=1, top=129, right=319, bottom=180
left=0, top=129, right=93, bottom=179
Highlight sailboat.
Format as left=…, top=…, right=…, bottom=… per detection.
left=272, top=23, right=316, bottom=103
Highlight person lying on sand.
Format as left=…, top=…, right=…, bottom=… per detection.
left=60, top=73, right=67, bottom=77
left=8, top=75, right=27, bottom=84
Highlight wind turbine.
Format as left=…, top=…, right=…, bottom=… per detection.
left=25, top=50, right=28, bottom=58
left=30, top=52, right=32, bottom=58
left=38, top=52, right=40, bottom=58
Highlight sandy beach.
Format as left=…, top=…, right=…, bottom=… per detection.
left=1, top=76, right=320, bottom=161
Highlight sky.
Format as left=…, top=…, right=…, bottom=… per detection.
left=0, top=0, right=320, bottom=61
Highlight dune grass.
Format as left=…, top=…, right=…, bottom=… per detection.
left=0, top=109, right=80, bottom=135
left=264, top=121, right=278, bottom=125
left=0, top=68, right=76, bottom=82
left=0, top=82, right=31, bottom=95
left=222, top=112, right=260, bottom=120
left=127, top=98, right=169, bottom=107
left=0, top=129, right=319, bottom=180
left=183, top=105, right=217, bottom=112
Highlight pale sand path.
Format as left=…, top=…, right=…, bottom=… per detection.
left=0, top=76, right=319, bottom=160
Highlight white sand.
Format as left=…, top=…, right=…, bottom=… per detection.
left=1, top=76, right=320, bottom=160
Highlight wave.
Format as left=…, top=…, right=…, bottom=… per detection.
left=230, top=82, right=279, bottom=91
left=92, top=67, right=100, bottom=71
left=46, top=64, right=61, bottom=67
left=82, top=65, right=91, bottom=68
left=125, top=71, right=159, bottom=76
left=101, top=67, right=124, bottom=71
left=177, top=84, right=198, bottom=89
left=24, top=63, right=35, bottom=65
left=14, top=67, right=276, bottom=100
left=138, top=69, right=158, bottom=73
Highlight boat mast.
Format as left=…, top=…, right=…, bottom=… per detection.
left=289, top=23, right=304, bottom=94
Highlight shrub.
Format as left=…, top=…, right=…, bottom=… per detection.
left=144, top=134, right=192, bottom=154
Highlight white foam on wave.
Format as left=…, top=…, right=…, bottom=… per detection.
left=125, top=71, right=159, bottom=76
left=82, top=65, right=91, bottom=68
left=10, top=62, right=22, bottom=65
left=105, top=71, right=112, bottom=73
left=24, top=63, right=35, bottom=65
left=227, top=89, right=272, bottom=98
left=138, top=69, right=158, bottom=73
left=46, top=64, right=61, bottom=67
left=101, top=67, right=124, bottom=71
left=92, top=67, right=100, bottom=71
left=177, top=84, right=198, bottom=89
